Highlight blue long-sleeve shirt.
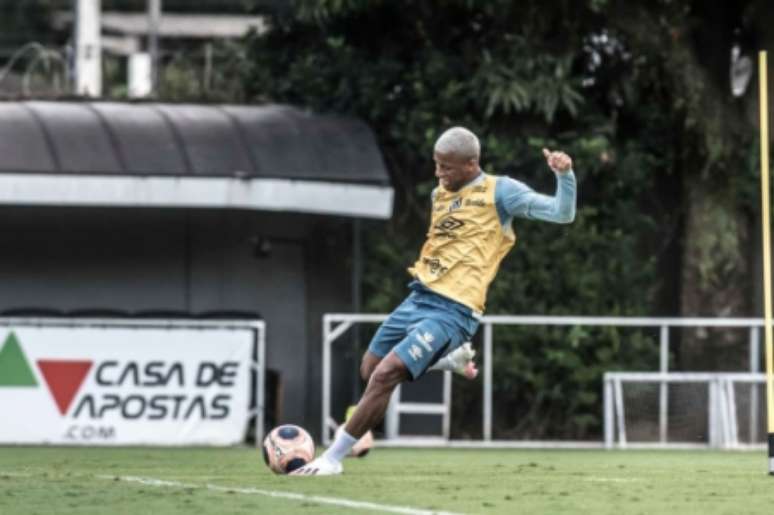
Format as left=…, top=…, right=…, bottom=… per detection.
left=495, top=171, right=577, bottom=226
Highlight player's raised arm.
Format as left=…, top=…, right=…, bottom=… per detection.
left=495, top=148, right=577, bottom=224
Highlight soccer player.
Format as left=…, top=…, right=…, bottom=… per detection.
left=293, top=127, right=576, bottom=475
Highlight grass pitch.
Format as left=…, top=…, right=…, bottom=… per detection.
left=0, top=446, right=772, bottom=514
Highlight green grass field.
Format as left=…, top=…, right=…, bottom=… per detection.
left=0, top=446, right=772, bottom=514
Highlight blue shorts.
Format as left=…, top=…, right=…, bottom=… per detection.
left=367, top=282, right=480, bottom=379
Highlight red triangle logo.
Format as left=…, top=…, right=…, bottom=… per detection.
left=37, top=360, right=93, bottom=415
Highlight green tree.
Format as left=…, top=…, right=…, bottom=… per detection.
left=240, top=0, right=771, bottom=437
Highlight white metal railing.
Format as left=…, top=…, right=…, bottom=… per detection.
left=384, top=370, right=452, bottom=443
left=604, top=372, right=766, bottom=449
left=323, top=314, right=768, bottom=448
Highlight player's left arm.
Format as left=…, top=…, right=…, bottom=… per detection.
left=495, top=148, right=577, bottom=224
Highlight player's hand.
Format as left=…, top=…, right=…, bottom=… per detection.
left=542, top=148, right=573, bottom=174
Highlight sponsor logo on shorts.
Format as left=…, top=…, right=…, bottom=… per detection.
left=415, top=332, right=434, bottom=352
left=408, top=345, right=423, bottom=361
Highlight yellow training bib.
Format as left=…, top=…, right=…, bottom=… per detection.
left=408, top=174, right=515, bottom=313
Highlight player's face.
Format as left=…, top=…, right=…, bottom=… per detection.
left=434, top=152, right=478, bottom=191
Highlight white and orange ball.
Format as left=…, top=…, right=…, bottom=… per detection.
left=262, top=424, right=315, bottom=474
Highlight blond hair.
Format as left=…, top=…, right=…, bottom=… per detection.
left=434, top=126, right=480, bottom=160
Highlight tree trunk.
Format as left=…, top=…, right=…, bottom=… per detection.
left=678, top=179, right=752, bottom=371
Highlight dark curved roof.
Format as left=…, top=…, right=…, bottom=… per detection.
left=0, top=101, right=389, bottom=185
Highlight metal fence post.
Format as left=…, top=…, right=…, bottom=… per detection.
left=604, top=374, right=614, bottom=449
left=483, top=322, right=493, bottom=441
left=708, top=379, right=719, bottom=448
left=322, top=316, right=332, bottom=446
left=750, top=326, right=761, bottom=444
left=385, top=385, right=401, bottom=439
left=442, top=370, right=452, bottom=440
left=725, top=378, right=739, bottom=448
left=256, top=320, right=266, bottom=447
left=613, top=378, right=627, bottom=448
left=659, top=325, right=670, bottom=443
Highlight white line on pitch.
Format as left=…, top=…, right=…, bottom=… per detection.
left=0, top=471, right=32, bottom=477
left=99, top=475, right=464, bottom=515
left=584, top=476, right=641, bottom=483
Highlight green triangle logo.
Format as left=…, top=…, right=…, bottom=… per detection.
left=0, top=332, right=38, bottom=386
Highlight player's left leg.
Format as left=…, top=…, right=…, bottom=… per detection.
left=335, top=294, right=418, bottom=465
left=428, top=342, right=478, bottom=379
left=293, top=302, right=474, bottom=476
left=291, top=351, right=409, bottom=476
left=344, top=351, right=410, bottom=437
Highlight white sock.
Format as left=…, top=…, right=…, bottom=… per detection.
left=428, top=353, right=454, bottom=372
left=322, top=429, right=358, bottom=463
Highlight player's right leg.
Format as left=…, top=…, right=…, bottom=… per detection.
left=360, top=350, right=382, bottom=382
left=358, top=293, right=418, bottom=381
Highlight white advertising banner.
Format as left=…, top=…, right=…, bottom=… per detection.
left=0, top=325, right=254, bottom=445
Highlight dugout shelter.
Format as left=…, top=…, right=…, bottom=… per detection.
left=0, top=100, right=393, bottom=438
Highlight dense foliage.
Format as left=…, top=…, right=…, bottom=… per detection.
left=240, top=0, right=767, bottom=437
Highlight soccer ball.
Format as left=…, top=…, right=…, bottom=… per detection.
left=262, top=424, right=315, bottom=474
